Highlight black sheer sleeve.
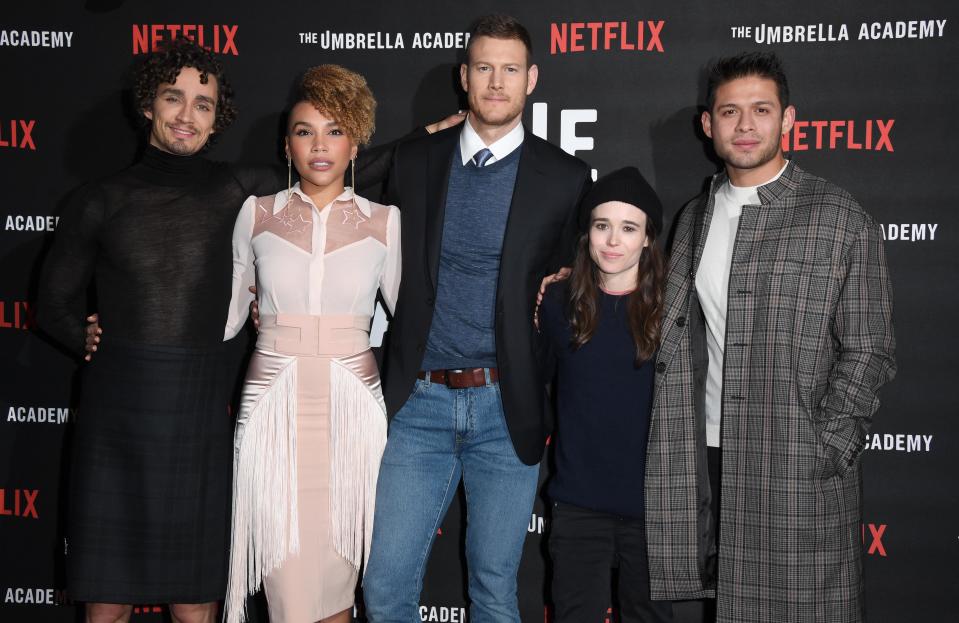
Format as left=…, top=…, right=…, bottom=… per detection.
left=357, top=127, right=428, bottom=197
left=230, top=164, right=285, bottom=198
left=37, top=184, right=106, bottom=357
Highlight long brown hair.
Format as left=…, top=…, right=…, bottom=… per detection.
left=567, top=219, right=665, bottom=364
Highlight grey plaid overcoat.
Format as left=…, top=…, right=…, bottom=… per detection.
left=645, top=161, right=896, bottom=622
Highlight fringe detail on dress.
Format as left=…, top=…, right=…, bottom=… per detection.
left=329, top=357, right=388, bottom=573
left=224, top=356, right=299, bottom=623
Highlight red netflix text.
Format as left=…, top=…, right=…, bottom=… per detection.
left=0, top=120, right=37, bottom=150
left=782, top=119, right=894, bottom=153
left=0, top=488, right=39, bottom=519
left=550, top=21, right=665, bottom=54
left=132, top=24, right=239, bottom=55
left=862, top=523, right=887, bottom=557
left=0, top=301, right=33, bottom=330
left=133, top=605, right=164, bottom=614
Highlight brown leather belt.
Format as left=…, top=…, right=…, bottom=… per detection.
left=417, top=367, right=499, bottom=389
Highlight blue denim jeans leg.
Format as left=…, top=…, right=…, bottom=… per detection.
left=363, top=374, right=539, bottom=623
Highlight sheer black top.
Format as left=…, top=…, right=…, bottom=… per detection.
left=38, top=146, right=284, bottom=355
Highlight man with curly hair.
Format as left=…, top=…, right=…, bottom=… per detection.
left=36, top=37, right=279, bottom=623
left=39, top=33, right=463, bottom=622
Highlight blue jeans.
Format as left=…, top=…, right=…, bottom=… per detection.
left=364, top=374, right=540, bottom=623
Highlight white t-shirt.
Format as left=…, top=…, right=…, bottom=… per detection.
left=695, top=164, right=787, bottom=447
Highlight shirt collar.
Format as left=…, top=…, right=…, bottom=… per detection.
left=282, top=183, right=370, bottom=217
left=458, top=115, right=525, bottom=166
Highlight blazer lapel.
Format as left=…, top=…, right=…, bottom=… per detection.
left=424, top=130, right=458, bottom=291
left=497, top=135, right=544, bottom=298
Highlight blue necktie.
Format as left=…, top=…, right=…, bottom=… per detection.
left=472, top=148, right=494, bottom=167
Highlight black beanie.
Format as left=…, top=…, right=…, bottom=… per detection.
left=579, top=166, right=663, bottom=235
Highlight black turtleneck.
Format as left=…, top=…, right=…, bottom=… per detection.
left=38, top=145, right=283, bottom=356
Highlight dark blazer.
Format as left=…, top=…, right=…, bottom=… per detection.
left=383, top=124, right=591, bottom=465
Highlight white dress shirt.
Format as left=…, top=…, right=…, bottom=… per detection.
left=225, top=185, right=401, bottom=341
left=458, top=115, right=525, bottom=166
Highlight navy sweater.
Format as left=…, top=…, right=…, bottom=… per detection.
left=539, top=282, right=656, bottom=518
left=422, top=145, right=521, bottom=370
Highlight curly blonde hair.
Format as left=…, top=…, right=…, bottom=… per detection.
left=293, top=65, right=376, bottom=146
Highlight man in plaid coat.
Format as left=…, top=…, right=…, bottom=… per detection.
left=645, top=52, right=896, bottom=622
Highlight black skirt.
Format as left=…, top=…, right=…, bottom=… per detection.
left=66, top=339, right=233, bottom=604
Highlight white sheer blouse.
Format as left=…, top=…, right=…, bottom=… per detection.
left=225, top=185, right=401, bottom=341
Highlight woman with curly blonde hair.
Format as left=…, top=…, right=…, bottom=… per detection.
left=223, top=65, right=399, bottom=623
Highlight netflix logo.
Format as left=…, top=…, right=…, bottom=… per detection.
left=132, top=24, right=239, bottom=55
left=0, top=488, right=39, bottom=519
left=0, top=120, right=37, bottom=150
left=133, top=605, right=164, bottom=614
left=0, top=301, right=33, bottom=330
left=862, top=522, right=887, bottom=557
left=550, top=21, right=665, bottom=54
left=782, top=119, right=894, bottom=152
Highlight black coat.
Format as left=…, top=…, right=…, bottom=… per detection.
left=383, top=125, right=591, bottom=465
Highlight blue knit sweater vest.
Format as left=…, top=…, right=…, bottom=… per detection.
left=422, top=145, right=521, bottom=370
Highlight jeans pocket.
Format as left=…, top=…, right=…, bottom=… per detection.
left=407, top=378, right=427, bottom=400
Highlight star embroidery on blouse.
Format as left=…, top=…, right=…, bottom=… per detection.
left=277, top=209, right=299, bottom=228
left=341, top=207, right=368, bottom=229
left=287, top=213, right=311, bottom=234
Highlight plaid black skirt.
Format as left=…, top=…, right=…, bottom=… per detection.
left=66, top=339, right=233, bottom=604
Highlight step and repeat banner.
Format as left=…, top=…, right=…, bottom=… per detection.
left=2, top=1, right=957, bottom=621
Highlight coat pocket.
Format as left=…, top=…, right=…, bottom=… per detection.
left=767, top=264, right=837, bottom=392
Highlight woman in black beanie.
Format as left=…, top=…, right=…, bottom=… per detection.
left=538, top=167, right=673, bottom=622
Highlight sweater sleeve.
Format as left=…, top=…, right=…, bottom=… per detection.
left=230, top=164, right=284, bottom=198
left=37, top=185, right=106, bottom=357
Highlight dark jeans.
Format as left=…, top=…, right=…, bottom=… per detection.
left=549, top=501, right=673, bottom=623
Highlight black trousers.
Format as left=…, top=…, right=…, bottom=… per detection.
left=549, top=501, right=673, bottom=623
left=704, top=446, right=723, bottom=621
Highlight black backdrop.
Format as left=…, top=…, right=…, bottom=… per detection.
left=2, top=1, right=957, bottom=621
